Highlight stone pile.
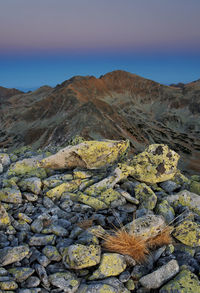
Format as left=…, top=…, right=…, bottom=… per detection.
left=0, top=141, right=200, bottom=293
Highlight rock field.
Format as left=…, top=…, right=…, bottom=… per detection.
left=0, top=140, right=200, bottom=292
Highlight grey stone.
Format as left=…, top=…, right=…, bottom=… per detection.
left=0, top=245, right=29, bottom=266
left=35, top=264, right=50, bottom=289
left=159, top=180, right=180, bottom=193
left=49, top=272, right=80, bottom=292
left=29, top=234, right=56, bottom=246
left=22, top=276, right=41, bottom=288
left=139, top=260, right=179, bottom=289
left=8, top=267, right=35, bottom=282
left=0, top=188, right=22, bottom=203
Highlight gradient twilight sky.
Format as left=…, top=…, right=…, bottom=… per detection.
left=0, top=0, right=200, bottom=90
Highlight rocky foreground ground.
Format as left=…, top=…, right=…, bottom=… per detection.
left=0, top=140, right=200, bottom=292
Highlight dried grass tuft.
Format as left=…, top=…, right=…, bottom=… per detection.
left=146, top=226, right=173, bottom=249
left=102, top=229, right=149, bottom=263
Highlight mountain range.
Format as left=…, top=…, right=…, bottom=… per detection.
left=0, top=70, right=200, bottom=174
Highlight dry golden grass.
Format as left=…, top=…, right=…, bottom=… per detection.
left=146, top=226, right=173, bottom=249
left=95, top=226, right=173, bottom=264
left=102, top=229, right=149, bottom=263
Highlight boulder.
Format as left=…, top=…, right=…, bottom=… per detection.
left=121, top=144, right=179, bottom=184
left=38, top=140, right=129, bottom=170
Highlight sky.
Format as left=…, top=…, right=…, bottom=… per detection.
left=0, top=0, right=200, bottom=91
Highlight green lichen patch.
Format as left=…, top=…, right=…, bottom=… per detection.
left=125, top=144, right=180, bottom=184
left=173, top=220, right=200, bottom=247
left=190, top=180, right=200, bottom=195
left=135, top=183, right=157, bottom=210
left=0, top=188, right=22, bottom=204
left=155, top=200, right=175, bottom=224
left=46, top=179, right=82, bottom=200
left=63, top=244, right=101, bottom=269
left=160, top=269, right=200, bottom=293
left=97, top=188, right=122, bottom=206
left=8, top=267, right=35, bottom=282
left=39, top=140, right=129, bottom=170
left=78, top=192, right=108, bottom=210
left=7, top=156, right=47, bottom=179
left=89, top=253, right=127, bottom=280
left=0, top=203, right=10, bottom=228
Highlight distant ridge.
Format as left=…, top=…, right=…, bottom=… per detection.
left=0, top=70, right=200, bottom=173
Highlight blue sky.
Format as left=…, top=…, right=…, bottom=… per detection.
left=0, top=0, right=200, bottom=90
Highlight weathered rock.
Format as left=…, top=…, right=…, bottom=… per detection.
left=22, top=276, right=40, bottom=288
left=0, top=280, right=18, bottom=290
left=134, top=183, right=157, bottom=210
left=139, top=260, right=179, bottom=289
left=165, top=190, right=200, bottom=216
left=63, top=244, right=101, bottom=269
left=0, top=153, right=10, bottom=167
left=8, top=267, right=35, bottom=282
left=42, top=246, right=62, bottom=261
left=0, top=163, right=3, bottom=173
left=116, top=188, right=139, bottom=204
left=49, top=272, right=80, bottom=292
left=155, top=200, right=175, bottom=224
left=121, top=144, right=179, bottom=184
left=0, top=203, right=10, bottom=228
left=7, top=156, right=47, bottom=178
left=46, top=179, right=82, bottom=200
left=126, top=214, right=166, bottom=238
left=29, top=234, right=56, bottom=246
left=89, top=253, right=127, bottom=280
left=35, top=264, right=50, bottom=289
left=173, top=220, right=200, bottom=247
left=0, top=246, right=29, bottom=266
left=85, top=167, right=127, bottom=196
left=97, top=188, right=126, bottom=207
left=39, top=140, right=129, bottom=170
left=190, top=180, right=200, bottom=195
left=18, top=177, right=42, bottom=195
left=77, top=277, right=130, bottom=293
left=0, top=188, right=22, bottom=204
left=160, top=269, right=200, bottom=293
left=77, top=192, right=108, bottom=210
left=159, top=180, right=180, bottom=193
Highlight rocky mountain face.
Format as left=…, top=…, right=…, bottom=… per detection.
left=0, top=70, right=200, bottom=173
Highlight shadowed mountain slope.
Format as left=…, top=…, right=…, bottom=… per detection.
left=0, top=70, right=200, bottom=173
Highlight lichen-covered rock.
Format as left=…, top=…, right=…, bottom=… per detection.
left=159, top=180, right=180, bottom=193
left=77, top=192, right=108, bottom=210
left=73, top=169, right=93, bottom=179
left=63, top=244, right=101, bottom=269
left=97, top=188, right=126, bottom=207
left=155, top=200, right=175, bottom=224
left=7, top=156, right=47, bottom=178
left=166, top=190, right=200, bottom=216
left=42, top=246, right=62, bottom=261
left=0, top=280, right=18, bottom=290
left=139, top=260, right=179, bottom=289
left=29, top=234, right=56, bottom=246
left=8, top=267, right=35, bottom=282
left=39, top=140, right=129, bottom=170
left=173, top=220, right=200, bottom=247
left=160, top=269, right=200, bottom=293
left=0, top=246, right=29, bottom=266
left=0, top=188, right=22, bottom=204
left=77, top=277, right=130, bottom=293
left=46, top=179, right=82, bottom=200
left=0, top=153, right=10, bottom=167
left=18, top=177, right=42, bottom=195
left=0, top=203, right=10, bottom=228
left=89, top=253, right=127, bottom=280
left=49, top=272, right=80, bottom=292
left=134, top=183, right=157, bottom=210
left=126, top=214, right=166, bottom=238
left=85, top=167, right=127, bottom=196
left=121, top=144, right=179, bottom=184
left=190, top=180, right=200, bottom=195
left=0, top=163, right=3, bottom=173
